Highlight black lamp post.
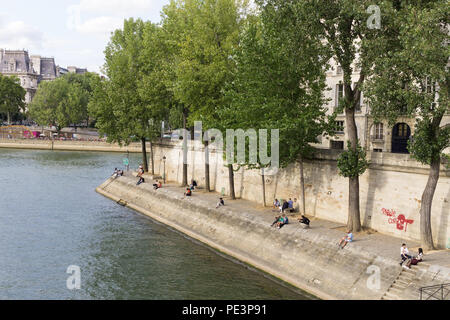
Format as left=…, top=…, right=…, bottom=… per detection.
left=163, top=156, right=166, bottom=183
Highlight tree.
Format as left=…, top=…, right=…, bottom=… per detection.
left=266, top=0, right=391, bottom=231
left=64, top=72, right=100, bottom=128
left=223, top=3, right=332, bottom=209
left=0, top=74, right=26, bottom=124
left=364, top=0, right=449, bottom=249
left=90, top=18, right=156, bottom=173
left=138, top=22, right=173, bottom=175
left=159, top=1, right=195, bottom=186
left=174, top=0, right=247, bottom=192
left=29, top=78, right=74, bottom=133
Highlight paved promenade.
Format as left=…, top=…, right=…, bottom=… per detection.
left=134, top=172, right=450, bottom=269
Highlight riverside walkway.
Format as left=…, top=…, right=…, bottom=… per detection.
left=131, top=172, right=450, bottom=269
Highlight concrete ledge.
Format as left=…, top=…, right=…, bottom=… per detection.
left=95, top=176, right=450, bottom=300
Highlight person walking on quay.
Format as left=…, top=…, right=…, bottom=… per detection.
left=136, top=165, right=145, bottom=185
left=338, top=230, right=353, bottom=249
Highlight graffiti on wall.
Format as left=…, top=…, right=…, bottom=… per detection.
left=381, top=208, right=414, bottom=232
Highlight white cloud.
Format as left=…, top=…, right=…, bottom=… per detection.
left=75, top=16, right=123, bottom=35
left=0, top=19, right=44, bottom=51
left=78, top=0, right=154, bottom=15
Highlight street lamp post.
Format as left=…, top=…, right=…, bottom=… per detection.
left=163, top=156, right=166, bottom=184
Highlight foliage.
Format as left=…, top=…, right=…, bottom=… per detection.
left=337, top=141, right=369, bottom=178
left=0, top=74, right=26, bottom=123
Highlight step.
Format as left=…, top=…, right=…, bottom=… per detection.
left=398, top=272, right=416, bottom=279
left=394, top=279, right=411, bottom=286
left=392, top=283, right=407, bottom=289
left=383, top=292, right=400, bottom=300
left=389, top=286, right=405, bottom=294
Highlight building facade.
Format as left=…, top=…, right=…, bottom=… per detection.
left=316, top=59, right=450, bottom=155
left=0, top=49, right=88, bottom=106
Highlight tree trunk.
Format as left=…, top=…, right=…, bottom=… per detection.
left=141, top=137, right=149, bottom=173
left=261, top=168, right=266, bottom=207
left=228, top=164, right=236, bottom=200
left=7, top=111, right=11, bottom=125
left=419, top=156, right=440, bottom=250
left=205, top=139, right=210, bottom=192
left=299, top=155, right=306, bottom=215
left=150, top=141, right=155, bottom=175
left=345, top=106, right=362, bottom=232
left=182, top=108, right=188, bottom=186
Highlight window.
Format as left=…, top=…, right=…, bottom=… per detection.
left=335, top=121, right=344, bottom=134
left=353, top=83, right=362, bottom=112
left=425, top=77, right=436, bottom=94
left=336, top=66, right=343, bottom=75
left=396, top=123, right=409, bottom=137
left=336, top=83, right=344, bottom=108
left=373, top=123, right=384, bottom=139
left=373, top=149, right=382, bottom=153
left=331, top=140, right=344, bottom=150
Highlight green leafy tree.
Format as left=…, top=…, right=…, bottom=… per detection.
left=138, top=22, right=174, bottom=175
left=172, top=0, right=246, bottom=192
left=64, top=72, right=101, bottom=128
left=364, top=0, right=449, bottom=249
left=265, top=0, right=396, bottom=231
left=0, top=74, right=26, bottom=124
left=29, top=78, right=71, bottom=133
left=90, top=18, right=158, bottom=173
left=224, top=2, right=333, bottom=209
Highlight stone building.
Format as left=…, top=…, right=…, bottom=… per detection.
left=316, top=59, right=450, bottom=154
left=0, top=49, right=88, bottom=107
left=0, top=49, right=40, bottom=104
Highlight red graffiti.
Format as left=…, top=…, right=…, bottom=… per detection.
left=381, top=208, right=414, bottom=232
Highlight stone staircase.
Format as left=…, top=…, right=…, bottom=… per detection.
left=381, top=263, right=430, bottom=300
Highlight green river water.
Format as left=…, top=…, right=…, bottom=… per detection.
left=0, top=148, right=311, bottom=300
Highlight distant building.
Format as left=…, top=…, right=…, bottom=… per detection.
left=0, top=49, right=39, bottom=104
left=0, top=49, right=88, bottom=106
left=67, top=66, right=88, bottom=74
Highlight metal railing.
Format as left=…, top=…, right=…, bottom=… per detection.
left=419, top=283, right=450, bottom=300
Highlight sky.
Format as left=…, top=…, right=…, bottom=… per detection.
left=0, top=0, right=171, bottom=74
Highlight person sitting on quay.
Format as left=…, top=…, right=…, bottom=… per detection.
left=271, top=215, right=281, bottom=227
left=153, top=180, right=162, bottom=190
left=280, top=200, right=289, bottom=214
left=293, top=198, right=299, bottom=213
left=112, top=168, right=119, bottom=179
left=273, top=199, right=280, bottom=209
left=190, top=179, right=198, bottom=190
left=299, top=215, right=310, bottom=229
left=400, top=243, right=412, bottom=266
left=404, top=248, right=424, bottom=269
left=136, top=165, right=145, bottom=185
left=338, top=230, right=353, bottom=249
left=276, top=214, right=289, bottom=229
left=288, top=198, right=295, bottom=213
left=216, top=197, right=225, bottom=208
left=184, top=187, right=192, bottom=197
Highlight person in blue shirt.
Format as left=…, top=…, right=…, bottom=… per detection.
left=288, top=198, right=294, bottom=213
left=338, top=230, right=353, bottom=249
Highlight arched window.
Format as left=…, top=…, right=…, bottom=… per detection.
left=392, top=123, right=411, bottom=153
left=373, top=123, right=384, bottom=140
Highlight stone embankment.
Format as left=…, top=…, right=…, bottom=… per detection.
left=96, top=175, right=450, bottom=300
left=0, top=139, right=142, bottom=152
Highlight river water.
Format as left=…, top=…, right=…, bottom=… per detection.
left=0, top=148, right=311, bottom=300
